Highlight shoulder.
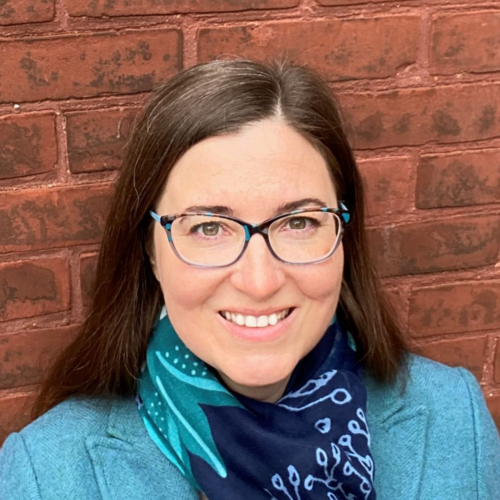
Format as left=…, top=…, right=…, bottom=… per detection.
left=21, top=395, right=114, bottom=442
left=365, top=352, right=499, bottom=449
left=367, top=353, right=500, bottom=497
left=405, top=353, right=479, bottom=404
left=1, top=395, right=196, bottom=500
left=366, top=353, right=484, bottom=414
left=0, top=396, right=123, bottom=499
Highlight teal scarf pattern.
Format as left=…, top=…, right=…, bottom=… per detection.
left=137, top=307, right=376, bottom=499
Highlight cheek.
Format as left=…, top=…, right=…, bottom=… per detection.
left=153, top=235, right=223, bottom=313
left=159, top=265, right=218, bottom=312
left=296, top=247, right=344, bottom=303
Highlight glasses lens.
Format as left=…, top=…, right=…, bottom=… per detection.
left=269, top=211, right=341, bottom=264
left=170, top=215, right=246, bottom=266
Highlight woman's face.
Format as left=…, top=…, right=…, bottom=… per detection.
left=151, top=118, right=344, bottom=401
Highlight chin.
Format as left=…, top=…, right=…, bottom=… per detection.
left=219, top=358, right=293, bottom=389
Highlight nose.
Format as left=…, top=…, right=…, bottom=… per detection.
left=229, top=234, right=286, bottom=301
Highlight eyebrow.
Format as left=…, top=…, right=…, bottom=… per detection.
left=182, top=198, right=327, bottom=216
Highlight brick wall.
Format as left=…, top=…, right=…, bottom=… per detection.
left=0, top=0, right=499, bottom=444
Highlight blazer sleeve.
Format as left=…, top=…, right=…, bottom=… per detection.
left=458, top=369, right=500, bottom=500
left=0, top=432, right=42, bottom=500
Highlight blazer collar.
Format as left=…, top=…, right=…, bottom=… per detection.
left=85, top=397, right=198, bottom=500
left=364, top=365, right=429, bottom=500
left=88, top=364, right=429, bottom=500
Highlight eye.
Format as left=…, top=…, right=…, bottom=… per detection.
left=286, top=217, right=319, bottom=230
left=288, top=218, right=307, bottom=230
left=192, top=222, right=221, bottom=237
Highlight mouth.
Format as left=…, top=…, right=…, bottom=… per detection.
left=218, top=308, right=294, bottom=328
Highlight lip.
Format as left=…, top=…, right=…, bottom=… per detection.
left=218, top=307, right=296, bottom=343
left=219, top=307, right=292, bottom=316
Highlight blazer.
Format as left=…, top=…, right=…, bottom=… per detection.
left=1, top=355, right=499, bottom=500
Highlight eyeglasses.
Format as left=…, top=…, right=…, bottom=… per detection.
left=149, top=203, right=351, bottom=268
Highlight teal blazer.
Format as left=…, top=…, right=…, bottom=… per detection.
left=1, top=355, right=500, bottom=499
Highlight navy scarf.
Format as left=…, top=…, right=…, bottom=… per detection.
left=137, top=308, right=376, bottom=499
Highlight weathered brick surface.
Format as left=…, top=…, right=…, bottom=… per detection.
left=341, top=83, right=500, bottom=149
left=0, top=30, right=181, bottom=103
left=0, top=0, right=499, bottom=443
left=416, top=150, right=500, bottom=209
left=0, top=392, right=37, bottom=447
left=0, top=113, right=57, bottom=181
left=358, top=156, right=413, bottom=217
left=318, top=0, right=410, bottom=4
left=386, top=287, right=409, bottom=330
left=0, top=258, right=70, bottom=322
left=370, top=216, right=500, bottom=278
left=0, top=0, right=55, bottom=26
left=486, top=394, right=500, bottom=433
left=414, top=336, right=487, bottom=380
left=0, top=185, right=113, bottom=253
left=409, top=281, right=500, bottom=337
left=495, top=341, right=500, bottom=384
left=198, top=17, right=419, bottom=81
left=68, top=0, right=299, bottom=17
left=80, top=253, right=98, bottom=309
left=67, top=108, right=138, bottom=173
left=0, top=326, right=79, bottom=390
left=430, top=12, right=500, bottom=75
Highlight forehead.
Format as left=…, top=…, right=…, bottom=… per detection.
left=159, top=119, right=338, bottom=217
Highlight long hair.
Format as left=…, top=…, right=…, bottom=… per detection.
left=32, top=58, right=408, bottom=419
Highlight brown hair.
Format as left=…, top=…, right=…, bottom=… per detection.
left=33, top=58, right=408, bottom=419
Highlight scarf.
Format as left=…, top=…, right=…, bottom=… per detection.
left=137, top=307, right=376, bottom=500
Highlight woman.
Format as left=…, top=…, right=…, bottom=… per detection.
left=1, top=58, right=499, bottom=499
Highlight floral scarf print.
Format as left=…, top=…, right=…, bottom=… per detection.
left=137, top=308, right=376, bottom=500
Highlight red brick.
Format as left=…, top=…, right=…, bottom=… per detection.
left=414, top=336, right=487, bottom=380
left=317, top=0, right=410, bottom=4
left=416, top=150, right=500, bottom=209
left=0, top=30, right=181, bottom=103
left=486, top=394, right=500, bottom=433
left=80, top=253, right=98, bottom=309
left=198, top=17, right=419, bottom=81
left=409, top=281, right=500, bottom=337
left=495, top=341, right=500, bottom=384
left=358, top=156, right=413, bottom=217
left=67, top=108, right=138, bottom=173
left=0, top=392, right=37, bottom=447
left=340, top=83, right=500, bottom=149
left=68, top=0, right=298, bottom=16
left=0, top=113, right=57, bottom=181
left=385, top=287, right=409, bottom=330
left=430, top=12, right=500, bottom=75
left=0, top=326, right=79, bottom=390
left=369, top=216, right=500, bottom=278
left=0, top=258, right=70, bottom=322
left=0, top=185, right=113, bottom=253
left=0, top=0, right=54, bottom=26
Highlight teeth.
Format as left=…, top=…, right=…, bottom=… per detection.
left=222, top=309, right=290, bottom=328
left=257, top=315, right=268, bottom=327
left=245, top=316, right=257, bottom=328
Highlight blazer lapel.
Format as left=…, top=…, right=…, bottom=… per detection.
left=365, top=372, right=429, bottom=500
left=85, top=398, right=198, bottom=500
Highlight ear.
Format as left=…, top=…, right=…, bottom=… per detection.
left=148, top=252, right=160, bottom=282
left=145, top=236, right=161, bottom=282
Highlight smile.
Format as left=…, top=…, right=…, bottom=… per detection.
left=220, top=309, right=292, bottom=328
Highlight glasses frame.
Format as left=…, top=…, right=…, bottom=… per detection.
left=149, top=203, right=351, bottom=268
